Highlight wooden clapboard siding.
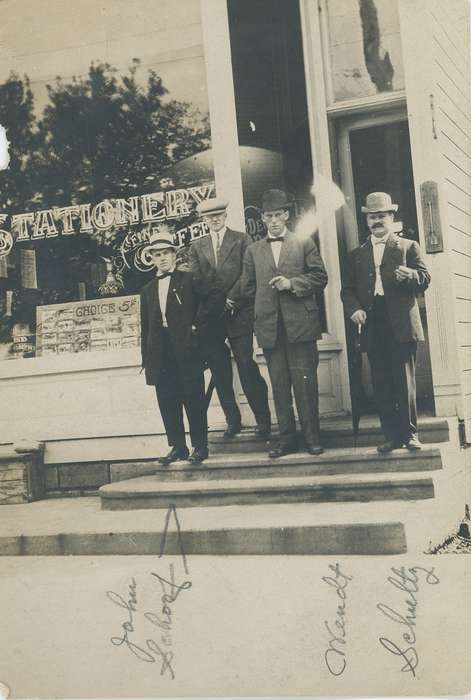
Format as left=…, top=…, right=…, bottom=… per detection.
left=429, top=0, right=471, bottom=434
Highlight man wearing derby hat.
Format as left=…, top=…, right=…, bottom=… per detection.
left=341, top=191, right=431, bottom=453
left=190, top=196, right=271, bottom=439
left=241, top=189, right=328, bottom=458
left=140, top=231, right=224, bottom=465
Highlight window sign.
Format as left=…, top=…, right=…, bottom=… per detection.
left=0, top=0, right=214, bottom=361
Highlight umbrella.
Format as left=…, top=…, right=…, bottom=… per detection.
left=349, top=323, right=364, bottom=448
left=204, top=375, right=215, bottom=411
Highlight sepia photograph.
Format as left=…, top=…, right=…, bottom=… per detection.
left=0, top=0, right=470, bottom=697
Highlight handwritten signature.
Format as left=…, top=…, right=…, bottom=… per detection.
left=106, top=504, right=191, bottom=679
left=377, top=565, right=439, bottom=677
left=322, top=562, right=353, bottom=676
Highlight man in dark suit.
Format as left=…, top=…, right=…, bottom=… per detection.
left=341, top=191, right=431, bottom=453
left=241, top=189, right=328, bottom=458
left=189, top=197, right=271, bottom=438
left=140, top=232, right=224, bottom=465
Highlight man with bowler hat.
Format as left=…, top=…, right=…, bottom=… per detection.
left=341, top=191, right=431, bottom=453
left=189, top=197, right=271, bottom=438
left=241, top=189, right=328, bottom=458
left=140, top=232, right=224, bottom=465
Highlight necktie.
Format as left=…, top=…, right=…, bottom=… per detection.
left=216, top=231, right=222, bottom=259
left=157, top=271, right=172, bottom=280
left=267, top=236, right=284, bottom=243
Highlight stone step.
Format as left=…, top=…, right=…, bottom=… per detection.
left=0, top=497, right=409, bottom=555
left=208, top=416, right=449, bottom=454
left=109, top=446, right=442, bottom=483
left=99, top=470, right=436, bottom=511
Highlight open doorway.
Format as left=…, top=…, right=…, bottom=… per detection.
left=335, top=111, right=435, bottom=412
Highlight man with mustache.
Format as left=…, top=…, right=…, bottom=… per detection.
left=341, top=192, right=431, bottom=453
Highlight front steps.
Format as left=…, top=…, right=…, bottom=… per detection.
left=208, top=416, right=449, bottom=453
left=100, top=445, right=442, bottom=511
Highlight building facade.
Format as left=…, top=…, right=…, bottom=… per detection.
left=0, top=0, right=469, bottom=462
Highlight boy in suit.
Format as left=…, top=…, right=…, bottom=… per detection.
left=341, top=192, right=431, bottom=452
left=140, top=233, right=224, bottom=464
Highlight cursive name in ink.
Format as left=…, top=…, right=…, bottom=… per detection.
left=322, top=562, right=353, bottom=676
left=377, top=565, right=439, bottom=677
left=106, top=504, right=192, bottom=679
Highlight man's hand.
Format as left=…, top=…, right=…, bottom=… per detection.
left=225, top=298, right=238, bottom=312
left=351, top=309, right=367, bottom=325
left=269, top=275, right=292, bottom=292
left=395, top=265, right=417, bottom=282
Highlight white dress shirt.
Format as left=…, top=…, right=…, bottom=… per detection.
left=157, top=268, right=175, bottom=326
left=209, top=226, right=227, bottom=265
left=371, top=233, right=389, bottom=296
left=268, top=227, right=288, bottom=266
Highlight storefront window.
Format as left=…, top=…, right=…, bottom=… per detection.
left=227, top=0, right=326, bottom=331
left=0, top=0, right=213, bottom=361
left=325, top=0, right=405, bottom=103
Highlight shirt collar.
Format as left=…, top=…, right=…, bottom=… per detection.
left=156, top=266, right=175, bottom=278
left=210, top=226, right=227, bottom=238
left=370, top=232, right=390, bottom=245
left=267, top=227, right=288, bottom=240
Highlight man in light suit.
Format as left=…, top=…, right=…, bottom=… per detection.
left=341, top=191, right=431, bottom=453
left=189, top=197, right=271, bottom=438
left=140, top=233, right=224, bottom=465
left=241, top=189, right=328, bottom=458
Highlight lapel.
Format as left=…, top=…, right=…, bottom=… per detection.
left=276, top=229, right=292, bottom=270
left=165, top=269, right=183, bottom=318
left=358, top=239, right=375, bottom=284
left=261, top=237, right=277, bottom=277
left=200, top=233, right=216, bottom=268
left=217, top=228, right=237, bottom=270
left=381, top=233, right=402, bottom=267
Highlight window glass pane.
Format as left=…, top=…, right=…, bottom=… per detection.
left=326, top=0, right=405, bottom=102
left=0, top=0, right=214, bottom=361
left=227, top=0, right=327, bottom=332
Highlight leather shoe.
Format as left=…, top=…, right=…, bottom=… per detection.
left=187, top=447, right=209, bottom=464
left=377, top=441, right=403, bottom=454
left=405, top=435, right=422, bottom=451
left=158, top=446, right=189, bottom=466
left=268, top=442, right=298, bottom=459
left=306, top=444, right=324, bottom=456
left=254, top=423, right=271, bottom=439
left=223, top=423, right=242, bottom=439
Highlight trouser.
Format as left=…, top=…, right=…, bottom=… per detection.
left=200, top=333, right=241, bottom=426
left=228, top=333, right=271, bottom=426
left=155, top=329, right=207, bottom=450
left=263, top=317, right=320, bottom=447
left=365, top=296, right=418, bottom=444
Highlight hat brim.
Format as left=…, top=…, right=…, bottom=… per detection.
left=361, top=204, right=398, bottom=213
left=198, top=208, right=227, bottom=216
left=142, top=243, right=176, bottom=255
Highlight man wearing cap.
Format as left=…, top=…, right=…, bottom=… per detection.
left=341, top=191, right=431, bottom=453
left=140, top=232, right=224, bottom=465
left=190, top=197, right=271, bottom=439
left=241, top=189, right=328, bottom=458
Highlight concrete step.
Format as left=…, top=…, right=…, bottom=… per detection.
left=0, top=497, right=409, bottom=555
left=99, top=470, right=436, bottom=511
left=109, top=446, right=442, bottom=483
left=208, top=416, right=449, bottom=454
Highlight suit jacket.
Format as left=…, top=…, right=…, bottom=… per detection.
left=140, top=269, right=225, bottom=385
left=341, top=233, right=431, bottom=343
left=241, top=230, right=328, bottom=349
left=189, top=228, right=253, bottom=338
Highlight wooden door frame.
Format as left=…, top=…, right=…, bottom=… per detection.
left=334, top=107, right=409, bottom=253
